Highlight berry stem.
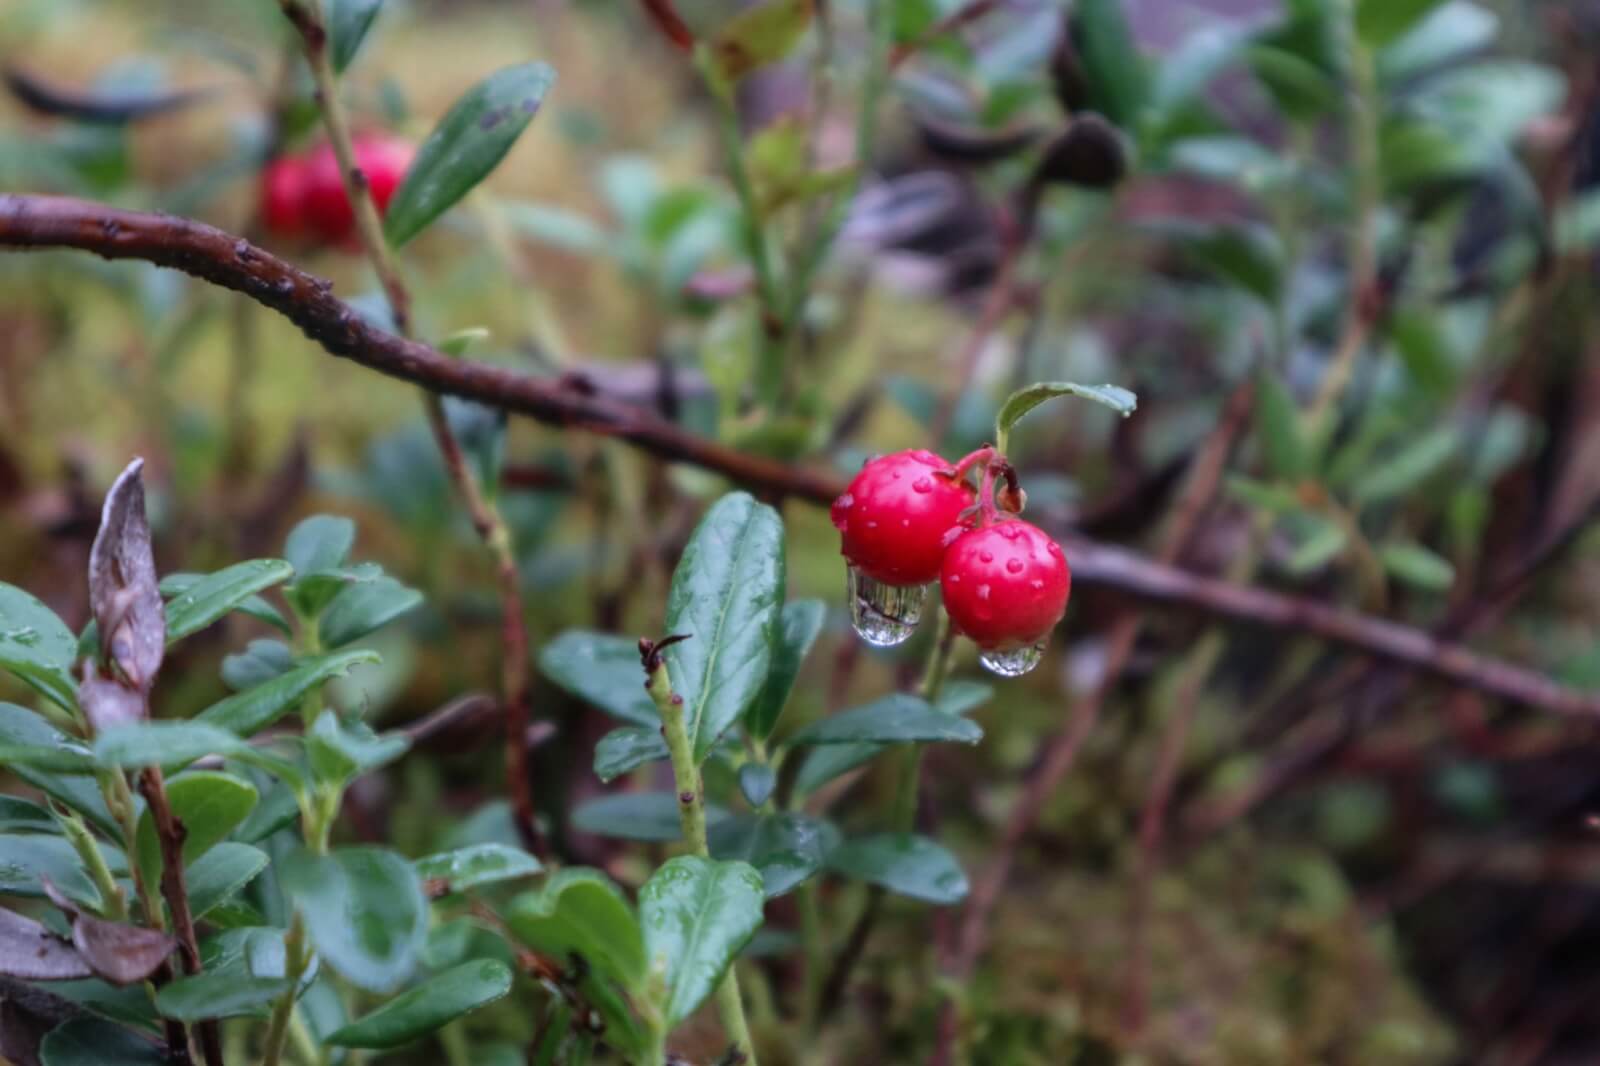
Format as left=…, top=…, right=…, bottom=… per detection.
left=948, top=446, right=996, bottom=484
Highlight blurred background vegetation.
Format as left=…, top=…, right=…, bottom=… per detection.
left=3, top=0, right=1600, bottom=1061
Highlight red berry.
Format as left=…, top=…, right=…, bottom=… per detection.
left=260, top=156, right=307, bottom=238
left=939, top=519, right=1070, bottom=649
left=832, top=450, right=974, bottom=586
left=298, top=134, right=414, bottom=245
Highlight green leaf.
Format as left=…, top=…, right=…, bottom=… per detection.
left=785, top=694, right=982, bottom=747
left=995, top=381, right=1137, bottom=451
left=0, top=704, right=119, bottom=836
left=384, top=62, right=558, bottom=247
left=747, top=599, right=825, bottom=739
left=639, top=855, right=764, bottom=1026
left=156, top=927, right=313, bottom=1020
left=40, top=1017, right=167, bottom=1066
left=285, top=515, right=356, bottom=577
left=198, top=649, right=380, bottom=735
left=1357, top=0, right=1445, bottom=47
left=506, top=868, right=646, bottom=988
left=221, top=638, right=294, bottom=691
left=318, top=576, right=422, bottom=648
left=0, top=833, right=122, bottom=904
left=708, top=813, right=837, bottom=898
left=593, top=725, right=669, bottom=783
left=826, top=833, right=968, bottom=903
left=539, top=631, right=657, bottom=726
left=93, top=721, right=246, bottom=770
left=161, top=560, right=294, bottom=642
left=284, top=564, right=385, bottom=624
left=1253, top=371, right=1310, bottom=481
left=1070, top=0, right=1148, bottom=127
left=415, top=843, right=542, bottom=894
left=0, top=795, right=55, bottom=833
left=1150, top=24, right=1252, bottom=121
left=793, top=684, right=991, bottom=796
left=329, top=960, right=512, bottom=1049
left=306, top=711, right=410, bottom=784
left=1285, top=520, right=1348, bottom=575
left=571, top=792, right=728, bottom=842
left=281, top=847, right=428, bottom=992
left=330, top=0, right=385, bottom=72
left=1379, top=541, right=1456, bottom=591
left=706, top=0, right=814, bottom=85
left=234, top=781, right=302, bottom=843
left=1249, top=43, right=1338, bottom=119
left=135, top=771, right=258, bottom=897
left=663, top=493, right=787, bottom=760
left=1159, top=220, right=1283, bottom=304
left=443, top=398, right=508, bottom=506
left=738, top=763, right=776, bottom=807
left=1352, top=428, right=1460, bottom=506
left=0, top=731, right=96, bottom=772
left=186, top=842, right=270, bottom=918
left=1379, top=2, right=1497, bottom=82
left=0, top=582, right=80, bottom=711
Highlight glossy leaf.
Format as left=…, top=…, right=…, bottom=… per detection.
left=747, top=598, right=825, bottom=739
left=330, top=0, right=385, bottom=72
left=0, top=834, right=121, bottom=903
left=287, top=562, right=384, bottom=621
left=793, top=684, right=991, bottom=796
left=328, top=959, right=513, bottom=1048
left=1070, top=0, right=1148, bottom=127
left=87, top=459, right=163, bottom=693
left=414, top=843, right=542, bottom=894
left=1380, top=541, right=1456, bottom=591
left=40, top=1017, right=167, bottom=1066
left=785, top=693, right=982, bottom=747
left=281, top=846, right=428, bottom=992
left=539, top=631, right=658, bottom=726
left=995, top=381, right=1137, bottom=446
left=593, top=725, right=668, bottom=782
left=93, top=720, right=245, bottom=770
left=317, top=576, right=422, bottom=649
left=825, top=833, right=968, bottom=903
left=284, top=515, right=356, bottom=577
left=156, top=926, right=312, bottom=1020
left=135, top=770, right=258, bottom=896
left=0, top=704, right=120, bottom=836
left=384, top=62, right=558, bottom=247
left=186, top=842, right=270, bottom=919
left=506, top=867, right=646, bottom=988
left=220, top=638, right=293, bottom=691
left=197, top=649, right=380, bottom=735
left=0, top=906, right=91, bottom=980
left=1357, top=0, right=1446, bottom=47
left=0, top=795, right=55, bottom=833
left=1379, top=1, right=1497, bottom=81
left=306, top=710, right=410, bottom=784
left=571, top=791, right=730, bottom=842
left=639, top=855, right=764, bottom=1026
left=708, top=813, right=837, bottom=898
left=663, top=492, right=786, bottom=760
left=0, top=582, right=80, bottom=711
left=160, top=560, right=294, bottom=641
left=707, top=0, right=814, bottom=85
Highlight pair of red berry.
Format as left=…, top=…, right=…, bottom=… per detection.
left=832, top=449, right=1070, bottom=653
left=259, top=133, right=414, bottom=246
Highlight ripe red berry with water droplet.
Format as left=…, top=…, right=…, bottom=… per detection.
left=940, top=519, right=1069, bottom=649
left=831, top=450, right=975, bottom=585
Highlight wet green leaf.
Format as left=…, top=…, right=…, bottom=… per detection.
left=639, top=856, right=764, bottom=1025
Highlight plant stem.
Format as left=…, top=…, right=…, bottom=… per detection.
left=138, top=765, right=224, bottom=1066
left=261, top=910, right=308, bottom=1066
left=281, top=0, right=544, bottom=857
left=58, top=805, right=126, bottom=920
left=645, top=653, right=759, bottom=1066
left=893, top=611, right=955, bottom=832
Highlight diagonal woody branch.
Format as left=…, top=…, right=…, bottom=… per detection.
left=1, top=194, right=1596, bottom=720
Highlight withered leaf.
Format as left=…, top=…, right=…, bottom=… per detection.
left=87, top=459, right=164, bottom=695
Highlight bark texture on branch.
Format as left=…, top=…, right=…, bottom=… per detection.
left=2, top=193, right=1597, bottom=719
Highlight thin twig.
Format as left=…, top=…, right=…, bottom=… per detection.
left=277, top=1, right=543, bottom=856
left=0, top=197, right=1595, bottom=718
left=137, top=766, right=223, bottom=1066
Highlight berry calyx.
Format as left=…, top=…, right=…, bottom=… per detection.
left=939, top=518, right=1070, bottom=649
left=832, top=449, right=975, bottom=586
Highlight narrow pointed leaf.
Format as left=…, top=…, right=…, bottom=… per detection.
left=331, top=0, right=385, bottom=71
left=996, top=381, right=1137, bottom=446
left=160, top=560, right=294, bottom=642
left=197, top=649, right=380, bottom=735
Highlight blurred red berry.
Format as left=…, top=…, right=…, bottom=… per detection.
left=832, top=449, right=974, bottom=586
left=939, top=519, right=1070, bottom=649
left=259, top=156, right=308, bottom=238
left=297, top=134, right=414, bottom=246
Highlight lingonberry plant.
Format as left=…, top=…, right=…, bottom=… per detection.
left=2, top=0, right=1595, bottom=1060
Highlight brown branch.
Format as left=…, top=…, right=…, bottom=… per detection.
left=1, top=196, right=1595, bottom=719
left=137, top=767, right=222, bottom=1066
